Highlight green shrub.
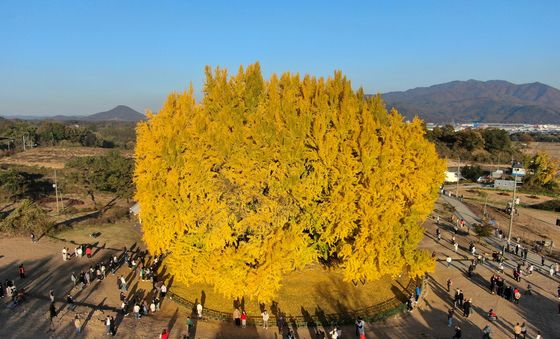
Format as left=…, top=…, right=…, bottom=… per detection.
left=0, top=199, right=53, bottom=235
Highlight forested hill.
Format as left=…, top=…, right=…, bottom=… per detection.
left=381, top=80, right=560, bottom=124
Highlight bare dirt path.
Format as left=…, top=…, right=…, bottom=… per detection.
left=1, top=196, right=559, bottom=338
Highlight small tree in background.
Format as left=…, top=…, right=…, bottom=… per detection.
left=0, top=199, right=53, bottom=235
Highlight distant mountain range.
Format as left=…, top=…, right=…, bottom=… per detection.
left=2, top=105, right=145, bottom=122
left=5, top=81, right=560, bottom=124
left=381, top=80, right=560, bottom=124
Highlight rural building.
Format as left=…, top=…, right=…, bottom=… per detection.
left=445, top=171, right=459, bottom=183
left=491, top=169, right=504, bottom=179
left=511, top=162, right=526, bottom=177
left=494, top=179, right=517, bottom=191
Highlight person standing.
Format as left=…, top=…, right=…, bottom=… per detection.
left=197, top=302, right=203, bottom=319
left=241, top=310, right=247, bottom=328
left=277, top=314, right=284, bottom=334
left=446, top=256, right=452, bottom=268
left=447, top=278, right=452, bottom=292
left=535, top=330, right=543, bottom=339
left=458, top=290, right=464, bottom=308
left=329, top=326, right=340, bottom=339
left=160, top=283, right=167, bottom=299
left=261, top=310, right=269, bottom=329
left=447, top=308, right=454, bottom=327
left=355, top=317, right=365, bottom=339
left=513, top=323, right=522, bottom=338
left=49, top=289, right=55, bottom=303
left=233, top=308, right=241, bottom=327
left=120, top=276, right=127, bottom=291
left=133, top=303, right=141, bottom=320
left=513, top=288, right=521, bottom=304
left=74, top=315, right=81, bottom=334
left=62, top=247, right=68, bottom=261
left=520, top=322, right=527, bottom=338
left=18, top=264, right=25, bottom=279
left=105, top=315, right=112, bottom=334
left=160, top=329, right=169, bottom=339
left=453, top=242, right=458, bottom=253
left=30, top=232, right=36, bottom=243
left=49, top=302, right=57, bottom=332
left=462, top=298, right=471, bottom=318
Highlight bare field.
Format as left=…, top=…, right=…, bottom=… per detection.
left=0, top=146, right=133, bottom=169
left=523, top=141, right=560, bottom=160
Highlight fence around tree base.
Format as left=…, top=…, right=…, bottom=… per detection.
left=167, top=277, right=421, bottom=327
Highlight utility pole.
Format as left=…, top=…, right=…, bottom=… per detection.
left=507, top=176, right=518, bottom=243
left=53, top=170, right=60, bottom=214
left=483, top=194, right=488, bottom=217
left=456, top=157, right=460, bottom=198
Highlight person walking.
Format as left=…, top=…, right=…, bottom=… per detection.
left=31, top=232, right=36, bottom=243
left=261, top=310, right=269, bottom=329
left=447, top=308, right=454, bottom=327
left=160, top=328, right=169, bottom=339
left=447, top=278, right=452, bottom=292
left=18, top=264, right=25, bottom=279
left=186, top=316, right=194, bottom=338
left=62, top=247, right=68, bottom=261
left=74, top=315, right=81, bottom=334
left=482, top=324, right=492, bottom=339
left=452, top=325, right=462, bottom=339
left=446, top=256, right=452, bottom=268
left=453, top=242, right=459, bottom=253
left=49, top=289, right=55, bottom=303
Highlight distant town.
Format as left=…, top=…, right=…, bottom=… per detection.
left=427, top=122, right=560, bottom=133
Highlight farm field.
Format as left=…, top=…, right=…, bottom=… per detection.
left=0, top=146, right=133, bottom=169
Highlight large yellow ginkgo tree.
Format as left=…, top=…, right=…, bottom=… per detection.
left=135, top=63, right=445, bottom=302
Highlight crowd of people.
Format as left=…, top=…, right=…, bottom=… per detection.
left=438, top=208, right=559, bottom=339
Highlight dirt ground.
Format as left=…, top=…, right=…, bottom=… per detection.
left=0, top=147, right=133, bottom=169
left=1, top=195, right=560, bottom=338
left=524, top=142, right=560, bottom=161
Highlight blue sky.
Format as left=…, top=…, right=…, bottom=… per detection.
left=1, top=1, right=559, bottom=116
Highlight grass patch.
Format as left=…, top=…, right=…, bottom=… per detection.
left=529, top=199, right=560, bottom=212
left=170, top=264, right=410, bottom=317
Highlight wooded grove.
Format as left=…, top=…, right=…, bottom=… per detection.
left=134, top=63, right=446, bottom=302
